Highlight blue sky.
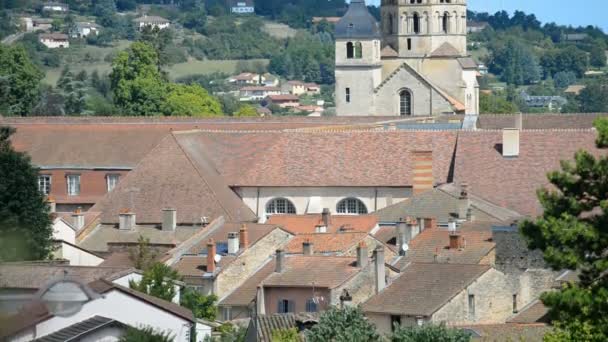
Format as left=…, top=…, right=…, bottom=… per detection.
left=366, top=0, right=608, bottom=31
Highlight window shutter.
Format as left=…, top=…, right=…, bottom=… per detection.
left=288, top=300, right=295, bottom=313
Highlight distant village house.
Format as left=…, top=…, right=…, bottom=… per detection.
left=133, top=15, right=171, bottom=31
left=466, top=21, right=489, bottom=33
left=70, top=22, right=100, bottom=38
left=239, top=86, right=281, bottom=101
left=41, top=2, right=69, bottom=13
left=229, top=0, right=255, bottom=14
left=39, top=33, right=69, bottom=48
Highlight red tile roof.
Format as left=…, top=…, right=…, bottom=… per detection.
left=267, top=214, right=377, bottom=235
left=263, top=255, right=361, bottom=289
left=454, top=130, right=605, bottom=217
left=220, top=259, right=276, bottom=306
left=284, top=232, right=369, bottom=254
left=476, top=113, right=608, bottom=130
left=267, top=94, right=300, bottom=101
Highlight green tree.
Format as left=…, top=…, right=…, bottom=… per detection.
left=479, top=92, right=519, bottom=114
left=234, top=104, right=258, bottom=117
left=589, top=45, right=607, bottom=69
left=0, top=45, right=44, bottom=116
left=489, top=39, right=541, bottom=85
left=129, top=235, right=158, bottom=271
left=271, top=328, right=300, bottom=342
left=306, top=306, right=380, bottom=342
left=391, top=324, right=471, bottom=342
left=180, top=289, right=218, bottom=321
left=162, top=83, right=223, bottom=117
left=0, top=127, right=53, bottom=261
left=129, top=262, right=181, bottom=302
left=119, top=326, right=174, bottom=342
left=520, top=118, right=608, bottom=341
left=577, top=83, right=608, bottom=113
left=110, top=42, right=167, bottom=115
left=553, top=71, right=577, bottom=89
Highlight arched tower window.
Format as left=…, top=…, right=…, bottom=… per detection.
left=388, top=14, right=394, bottom=34
left=266, top=198, right=296, bottom=215
left=346, top=42, right=354, bottom=59
left=337, top=198, right=368, bottom=215
left=354, top=42, right=363, bottom=59
left=413, top=13, right=420, bottom=34
left=400, top=89, right=412, bottom=116
left=442, top=12, right=449, bottom=33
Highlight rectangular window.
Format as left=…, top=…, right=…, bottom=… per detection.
left=223, top=307, right=232, bottom=321
left=106, top=174, right=120, bottom=192
left=468, top=294, right=476, bottom=317
left=67, top=174, right=81, bottom=196
left=390, top=315, right=401, bottom=331
left=346, top=88, right=351, bottom=103
left=512, top=294, right=518, bottom=313
left=278, top=299, right=294, bottom=313
left=407, top=38, right=412, bottom=50
left=38, top=175, right=51, bottom=195
left=306, top=299, right=318, bottom=313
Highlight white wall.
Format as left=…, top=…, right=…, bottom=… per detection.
left=32, top=290, right=202, bottom=342
left=40, top=39, right=69, bottom=49
left=53, top=219, right=76, bottom=244
left=112, top=273, right=181, bottom=304
left=55, top=242, right=104, bottom=266
left=237, top=186, right=412, bottom=219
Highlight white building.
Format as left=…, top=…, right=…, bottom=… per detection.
left=39, top=33, right=69, bottom=48
left=41, top=2, right=69, bottom=13
left=229, top=0, right=255, bottom=14
left=133, top=15, right=171, bottom=30
left=71, top=22, right=100, bottom=38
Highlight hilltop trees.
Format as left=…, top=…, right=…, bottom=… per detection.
left=0, top=127, right=53, bottom=261
left=520, top=118, right=608, bottom=341
left=0, top=44, right=44, bottom=116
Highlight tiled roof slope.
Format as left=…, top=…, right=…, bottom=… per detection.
left=267, top=214, right=378, bottom=235
left=33, top=316, right=124, bottom=342
left=362, top=263, right=490, bottom=316
left=263, top=255, right=360, bottom=289
left=454, top=130, right=604, bottom=217
left=89, top=134, right=256, bottom=224
left=78, top=224, right=199, bottom=252
left=0, top=264, right=128, bottom=289
left=477, top=113, right=608, bottom=130
left=458, top=324, right=551, bottom=341
left=220, top=259, right=276, bottom=306
left=507, top=300, right=550, bottom=324
left=185, top=222, right=280, bottom=255
left=180, top=130, right=458, bottom=187
left=285, top=232, right=369, bottom=254
left=250, top=313, right=319, bottom=342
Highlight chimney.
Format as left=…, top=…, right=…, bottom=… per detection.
left=396, top=219, right=408, bottom=256
left=458, top=183, right=470, bottom=220
left=206, top=239, right=216, bottom=273
left=322, top=208, right=331, bottom=227
left=356, top=241, right=368, bottom=268
left=303, top=240, right=314, bottom=256
left=162, top=208, right=176, bottom=231
left=72, top=208, right=85, bottom=230
left=515, top=112, right=523, bottom=130
left=448, top=218, right=457, bottom=233
left=256, top=285, right=266, bottom=315
left=47, top=197, right=56, bottom=213
left=424, top=217, right=437, bottom=231
left=406, top=217, right=417, bottom=241
left=502, top=128, right=520, bottom=157
left=412, top=151, right=433, bottom=195
left=228, top=232, right=239, bottom=254
left=118, top=210, right=136, bottom=230
left=374, top=246, right=386, bottom=293
left=239, top=224, right=249, bottom=250
left=275, top=249, right=285, bottom=273
left=449, top=233, right=465, bottom=250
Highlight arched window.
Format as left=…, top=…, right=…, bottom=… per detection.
left=388, top=14, right=394, bottom=34
left=354, top=42, right=363, bottom=59
left=400, top=89, right=412, bottom=116
left=442, top=12, right=449, bottom=33
left=266, top=198, right=296, bottom=215
left=346, top=42, right=354, bottom=59
left=336, top=198, right=368, bottom=215
left=413, top=13, right=420, bottom=34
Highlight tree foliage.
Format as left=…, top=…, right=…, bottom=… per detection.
left=129, top=262, right=181, bottom=302
left=234, top=104, right=258, bottom=117
left=391, top=324, right=471, bottom=342
left=119, top=326, right=174, bottom=342
left=271, top=328, right=300, bottom=342
left=488, top=39, right=541, bottom=85
left=180, top=289, right=218, bottom=321
left=129, top=235, right=158, bottom=271
left=520, top=118, right=608, bottom=341
left=0, top=44, right=44, bottom=116
left=162, top=83, right=223, bottom=116
left=0, top=127, right=53, bottom=261
left=306, top=306, right=380, bottom=342
left=479, top=92, right=519, bottom=114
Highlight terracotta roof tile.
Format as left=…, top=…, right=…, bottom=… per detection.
left=457, top=324, right=551, bottom=341
left=362, top=263, right=490, bottom=316
left=219, top=259, right=275, bottom=306
left=284, top=232, right=369, bottom=254
left=173, top=255, right=236, bottom=277
left=185, top=222, right=280, bottom=255
left=268, top=214, right=377, bottom=235
left=476, top=113, right=608, bottom=130
left=507, top=300, right=550, bottom=324
left=263, top=255, right=360, bottom=289
left=0, top=264, right=129, bottom=290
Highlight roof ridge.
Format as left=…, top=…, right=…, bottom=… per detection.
left=461, top=128, right=597, bottom=133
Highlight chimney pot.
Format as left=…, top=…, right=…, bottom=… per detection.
left=72, top=209, right=85, bottom=230
left=458, top=183, right=470, bottom=220
left=46, top=197, right=56, bottom=213
left=396, top=219, right=410, bottom=256
left=275, top=249, right=285, bottom=273
left=303, top=239, right=314, bottom=256
left=425, top=218, right=437, bottom=230
left=162, top=208, right=176, bottom=231
left=119, top=211, right=136, bottom=230
left=239, top=224, right=250, bottom=249
left=207, top=239, right=216, bottom=273
left=448, top=218, right=457, bottom=233
left=449, top=234, right=464, bottom=250
left=356, top=242, right=368, bottom=268
left=374, top=246, right=386, bottom=293
left=502, top=128, right=520, bottom=157
left=228, top=232, right=239, bottom=254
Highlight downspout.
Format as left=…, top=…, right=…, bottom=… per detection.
left=256, top=187, right=260, bottom=219
left=374, top=188, right=378, bottom=211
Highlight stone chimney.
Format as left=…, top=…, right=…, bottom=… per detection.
left=396, top=219, right=408, bottom=256
left=448, top=218, right=457, bottom=233
left=72, top=208, right=85, bottom=230
left=406, top=217, right=418, bottom=241
left=449, top=233, right=465, bottom=250
left=458, top=183, right=470, bottom=220
left=256, top=285, right=266, bottom=315
left=119, top=210, right=136, bottom=230
left=303, top=239, right=314, bottom=256
left=356, top=241, right=368, bottom=268
left=412, top=151, right=433, bottom=195
left=162, top=208, right=176, bottom=231
left=239, top=224, right=249, bottom=250
left=206, top=239, right=216, bottom=273
left=322, top=208, right=331, bottom=227
left=228, top=232, right=239, bottom=254
left=374, top=246, right=386, bottom=293
left=47, top=197, right=56, bottom=213
left=502, top=128, right=520, bottom=157
left=275, top=249, right=285, bottom=273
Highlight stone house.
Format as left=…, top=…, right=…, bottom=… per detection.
left=264, top=94, right=300, bottom=108
left=239, top=86, right=281, bottom=101
left=70, top=22, right=100, bottom=38
left=39, top=33, right=69, bottom=49
left=133, top=15, right=170, bottom=30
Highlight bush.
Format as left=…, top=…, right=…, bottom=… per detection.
left=391, top=324, right=472, bottom=342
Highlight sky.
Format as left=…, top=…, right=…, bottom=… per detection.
left=367, top=0, right=608, bottom=32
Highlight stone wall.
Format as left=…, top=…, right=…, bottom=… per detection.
left=492, top=226, right=547, bottom=272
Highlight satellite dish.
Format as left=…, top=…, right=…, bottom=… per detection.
left=214, top=254, right=222, bottom=263
left=401, top=243, right=409, bottom=252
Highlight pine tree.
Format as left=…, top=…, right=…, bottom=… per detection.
left=520, top=118, right=608, bottom=341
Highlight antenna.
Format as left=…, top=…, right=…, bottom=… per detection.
left=401, top=243, right=409, bottom=253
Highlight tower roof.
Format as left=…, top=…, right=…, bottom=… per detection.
left=335, top=0, right=381, bottom=40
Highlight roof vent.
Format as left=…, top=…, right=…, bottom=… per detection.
left=119, top=210, right=136, bottom=231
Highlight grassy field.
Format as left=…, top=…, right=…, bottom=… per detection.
left=44, top=58, right=270, bottom=85
left=263, top=21, right=298, bottom=39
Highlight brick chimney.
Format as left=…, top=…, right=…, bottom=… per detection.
left=239, top=224, right=249, bottom=250
left=72, top=208, right=85, bottom=230
left=275, top=249, right=285, bottom=273
left=207, top=239, right=216, bottom=273
left=424, top=217, right=437, bottom=231
left=412, top=151, right=433, bottom=195
left=449, top=233, right=465, bottom=250
left=322, top=208, right=331, bottom=227
left=228, top=232, right=239, bottom=254
left=356, top=241, right=368, bottom=268
left=502, top=128, right=520, bottom=157
left=46, top=196, right=56, bottom=213
left=458, top=183, right=470, bottom=220
left=118, top=209, right=136, bottom=230
left=374, top=246, right=386, bottom=293
left=162, top=208, right=176, bottom=231
left=303, top=239, right=313, bottom=256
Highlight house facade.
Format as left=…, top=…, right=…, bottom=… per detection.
left=229, top=0, right=255, bottom=14
left=133, top=16, right=170, bottom=30
left=39, top=33, right=69, bottom=48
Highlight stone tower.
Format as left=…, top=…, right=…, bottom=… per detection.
left=334, top=0, right=382, bottom=116
left=381, top=0, right=467, bottom=58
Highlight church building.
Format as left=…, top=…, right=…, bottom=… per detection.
left=335, top=0, right=479, bottom=116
